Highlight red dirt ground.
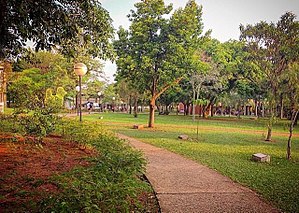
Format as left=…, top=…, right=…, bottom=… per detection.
left=0, top=133, right=97, bottom=211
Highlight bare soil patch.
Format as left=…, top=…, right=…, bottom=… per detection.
left=0, top=134, right=97, bottom=211
left=0, top=133, right=159, bottom=212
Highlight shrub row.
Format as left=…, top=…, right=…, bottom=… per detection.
left=0, top=113, right=150, bottom=212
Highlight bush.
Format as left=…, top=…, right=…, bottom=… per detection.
left=57, top=119, right=102, bottom=146
left=0, top=110, right=61, bottom=142
left=0, top=114, right=22, bottom=133
left=41, top=121, right=150, bottom=212
left=0, top=116, right=150, bottom=212
left=18, top=110, right=61, bottom=141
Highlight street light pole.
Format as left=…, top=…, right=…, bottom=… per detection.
left=112, top=96, right=115, bottom=112
left=76, top=86, right=80, bottom=116
left=74, top=63, right=87, bottom=122
left=98, top=91, right=102, bottom=111
left=0, top=65, right=4, bottom=114
left=78, top=76, right=83, bottom=121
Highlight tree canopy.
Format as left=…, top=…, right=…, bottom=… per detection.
left=0, top=0, right=114, bottom=60
left=240, top=12, right=299, bottom=141
left=114, top=0, right=205, bottom=127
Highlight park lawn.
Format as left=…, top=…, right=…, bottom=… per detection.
left=85, top=112, right=299, bottom=213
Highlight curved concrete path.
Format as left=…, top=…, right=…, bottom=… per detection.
left=117, top=133, right=280, bottom=213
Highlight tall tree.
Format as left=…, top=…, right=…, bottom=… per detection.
left=114, top=0, right=204, bottom=127
left=0, top=0, right=114, bottom=60
left=282, top=62, right=299, bottom=160
left=240, top=12, right=299, bottom=141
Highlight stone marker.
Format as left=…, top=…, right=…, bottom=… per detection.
left=133, top=124, right=144, bottom=129
left=178, top=135, right=188, bottom=140
left=251, top=153, right=270, bottom=163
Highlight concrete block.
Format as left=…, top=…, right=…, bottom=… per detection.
left=133, top=124, right=144, bottom=129
left=252, top=153, right=270, bottom=163
left=178, top=135, right=189, bottom=140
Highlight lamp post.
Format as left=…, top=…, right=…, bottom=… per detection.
left=0, top=65, right=4, bottom=113
left=112, top=96, right=115, bottom=112
left=74, top=63, right=87, bottom=121
left=75, top=86, right=80, bottom=115
left=97, top=91, right=102, bottom=111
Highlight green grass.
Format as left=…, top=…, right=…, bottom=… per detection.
left=85, top=112, right=299, bottom=213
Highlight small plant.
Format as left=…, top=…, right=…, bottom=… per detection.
left=0, top=114, right=23, bottom=133
left=18, top=109, right=61, bottom=142
left=193, top=98, right=208, bottom=141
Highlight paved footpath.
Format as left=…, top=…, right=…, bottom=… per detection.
left=117, top=133, right=280, bottom=213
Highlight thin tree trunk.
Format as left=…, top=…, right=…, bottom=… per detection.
left=280, top=94, right=284, bottom=119
left=287, top=110, right=299, bottom=160
left=134, top=95, right=138, bottom=118
left=192, top=90, right=196, bottom=121
left=238, top=101, right=241, bottom=119
left=148, top=101, right=155, bottom=127
left=185, top=103, right=190, bottom=116
left=255, top=99, right=258, bottom=117
left=129, top=95, right=132, bottom=114
left=265, top=106, right=274, bottom=141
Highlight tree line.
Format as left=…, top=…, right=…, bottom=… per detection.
left=113, top=0, right=299, bottom=144
left=1, top=0, right=298, bottom=159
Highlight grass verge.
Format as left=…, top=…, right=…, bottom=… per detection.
left=88, top=112, right=299, bottom=213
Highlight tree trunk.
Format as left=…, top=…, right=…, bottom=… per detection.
left=265, top=106, right=274, bottom=141
left=192, top=91, right=196, bottom=121
left=265, top=125, right=272, bottom=141
left=237, top=101, right=241, bottom=119
left=287, top=110, right=299, bottom=160
left=148, top=101, right=155, bottom=127
left=134, top=96, right=138, bottom=118
left=184, top=102, right=190, bottom=116
left=255, top=99, right=258, bottom=117
left=280, top=94, right=284, bottom=119
left=129, top=95, right=132, bottom=114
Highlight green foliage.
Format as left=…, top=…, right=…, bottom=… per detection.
left=114, top=0, right=205, bottom=126
left=240, top=12, right=299, bottom=103
left=240, top=12, right=299, bottom=140
left=0, top=114, right=152, bottom=211
left=57, top=120, right=102, bottom=146
left=40, top=120, right=150, bottom=212
left=1, top=0, right=114, bottom=60
left=193, top=98, right=208, bottom=106
left=18, top=110, right=61, bottom=140
left=0, top=109, right=61, bottom=142
left=8, top=68, right=46, bottom=109
left=0, top=114, right=23, bottom=133
left=12, top=50, right=106, bottom=104
left=45, top=87, right=67, bottom=113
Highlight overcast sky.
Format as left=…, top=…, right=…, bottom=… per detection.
left=101, top=0, right=299, bottom=82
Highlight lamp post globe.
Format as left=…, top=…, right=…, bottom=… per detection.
left=74, top=63, right=87, bottom=122
left=74, top=63, right=87, bottom=76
